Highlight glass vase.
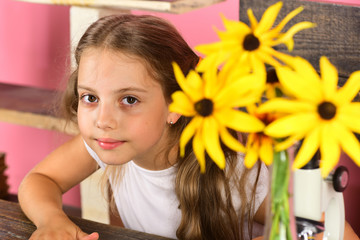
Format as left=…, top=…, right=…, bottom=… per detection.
left=263, top=150, right=297, bottom=240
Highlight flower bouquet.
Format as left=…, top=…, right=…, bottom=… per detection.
left=170, top=1, right=360, bottom=239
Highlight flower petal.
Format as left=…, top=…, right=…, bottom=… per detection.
left=195, top=44, right=232, bottom=71
left=215, top=73, right=264, bottom=108
left=179, top=117, right=202, bottom=157
left=319, top=123, right=340, bottom=178
left=335, top=71, right=360, bottom=104
left=264, top=113, right=318, bottom=138
left=172, top=63, right=202, bottom=101
left=336, top=122, right=360, bottom=168
left=274, top=22, right=316, bottom=51
left=276, top=62, right=322, bottom=102
left=275, top=134, right=304, bottom=151
left=338, top=103, right=360, bottom=133
left=203, top=117, right=226, bottom=169
left=250, top=52, right=267, bottom=75
left=169, top=91, right=196, bottom=116
left=204, top=66, right=220, bottom=99
left=193, top=130, right=206, bottom=173
left=197, top=38, right=239, bottom=54
left=259, top=137, right=274, bottom=165
left=255, top=47, right=282, bottom=67
left=272, top=6, right=304, bottom=34
left=320, top=56, right=338, bottom=100
left=244, top=148, right=259, bottom=169
left=258, top=98, right=315, bottom=114
left=255, top=1, right=282, bottom=35
left=219, top=127, right=246, bottom=152
left=221, top=14, right=250, bottom=33
left=216, top=108, right=265, bottom=133
left=290, top=57, right=321, bottom=82
left=195, top=41, right=225, bottom=55
left=244, top=134, right=259, bottom=168
left=186, top=70, right=204, bottom=92
left=293, top=127, right=321, bottom=170
left=262, top=46, right=296, bottom=66
left=247, top=8, right=258, bottom=30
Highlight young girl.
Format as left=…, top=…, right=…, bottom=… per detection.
left=18, top=14, right=269, bottom=240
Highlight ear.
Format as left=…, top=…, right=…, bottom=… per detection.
left=167, top=112, right=182, bottom=124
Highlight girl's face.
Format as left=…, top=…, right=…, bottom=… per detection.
left=77, top=48, right=176, bottom=170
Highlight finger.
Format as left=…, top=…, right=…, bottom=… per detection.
left=80, top=232, right=99, bottom=240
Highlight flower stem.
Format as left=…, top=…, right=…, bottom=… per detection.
left=269, top=150, right=292, bottom=240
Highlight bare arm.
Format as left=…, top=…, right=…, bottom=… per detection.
left=18, top=134, right=99, bottom=239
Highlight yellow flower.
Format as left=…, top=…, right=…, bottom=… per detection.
left=244, top=105, right=278, bottom=168
left=259, top=56, right=360, bottom=177
left=170, top=63, right=265, bottom=172
left=195, top=1, right=315, bottom=75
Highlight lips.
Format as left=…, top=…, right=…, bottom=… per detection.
left=96, top=138, right=124, bottom=150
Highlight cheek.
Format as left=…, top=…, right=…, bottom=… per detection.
left=77, top=109, right=94, bottom=134
left=132, top=112, right=167, bottom=141
left=132, top=119, right=164, bottom=138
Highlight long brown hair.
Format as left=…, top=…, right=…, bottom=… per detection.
left=61, top=14, right=261, bottom=240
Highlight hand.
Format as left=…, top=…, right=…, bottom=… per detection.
left=80, top=232, right=100, bottom=240
left=30, top=226, right=99, bottom=240
left=29, top=215, right=99, bottom=240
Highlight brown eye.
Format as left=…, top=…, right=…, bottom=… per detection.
left=82, top=94, right=98, bottom=103
left=122, top=96, right=138, bottom=105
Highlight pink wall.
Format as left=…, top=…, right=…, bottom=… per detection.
left=0, top=0, right=77, bottom=205
left=0, top=1, right=70, bottom=89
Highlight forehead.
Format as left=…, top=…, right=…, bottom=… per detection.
left=78, top=48, right=160, bottom=90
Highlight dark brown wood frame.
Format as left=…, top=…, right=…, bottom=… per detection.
left=239, top=0, right=360, bottom=86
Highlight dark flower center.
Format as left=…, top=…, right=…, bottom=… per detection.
left=266, top=68, right=279, bottom=84
left=318, top=101, right=337, bottom=120
left=195, top=99, right=214, bottom=117
left=243, top=33, right=260, bottom=51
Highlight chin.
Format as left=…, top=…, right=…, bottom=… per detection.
left=100, top=155, right=131, bottom=166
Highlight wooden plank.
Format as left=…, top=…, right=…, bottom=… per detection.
left=239, top=0, right=360, bottom=84
left=0, top=83, right=78, bottom=135
left=0, top=153, right=9, bottom=200
left=0, top=199, right=172, bottom=240
left=15, top=0, right=225, bottom=14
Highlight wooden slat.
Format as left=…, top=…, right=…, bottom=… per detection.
left=0, top=153, right=9, bottom=200
left=0, top=199, right=172, bottom=240
left=15, top=0, right=225, bottom=14
left=0, top=83, right=78, bottom=135
left=239, top=0, right=360, bottom=85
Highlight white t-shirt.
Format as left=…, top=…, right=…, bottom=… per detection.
left=84, top=141, right=268, bottom=239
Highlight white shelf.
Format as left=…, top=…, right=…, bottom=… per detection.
left=15, top=0, right=225, bottom=13
left=0, top=83, right=78, bottom=136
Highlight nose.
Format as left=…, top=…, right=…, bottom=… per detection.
left=96, top=103, right=117, bottom=130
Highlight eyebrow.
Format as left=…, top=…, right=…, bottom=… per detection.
left=77, top=85, right=148, bottom=94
